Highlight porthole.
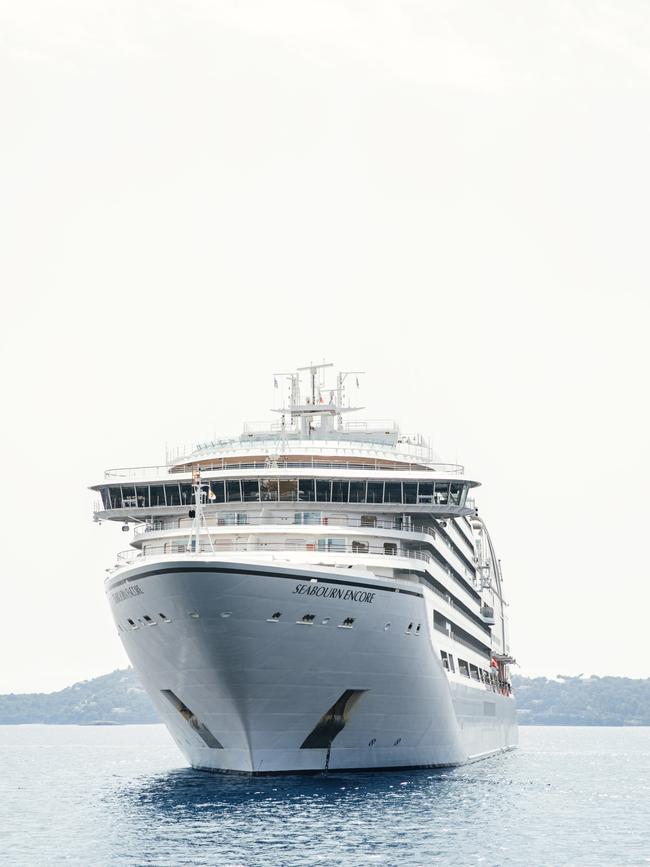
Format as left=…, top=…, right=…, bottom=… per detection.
left=267, top=611, right=282, bottom=622
left=394, top=737, right=402, bottom=746
left=220, top=611, right=232, bottom=619
left=159, top=613, right=171, bottom=622
left=415, top=624, right=421, bottom=634
left=339, top=617, right=355, bottom=628
left=188, top=612, right=200, bottom=619
left=384, top=622, right=391, bottom=631
left=321, top=617, right=331, bottom=625
left=299, top=614, right=315, bottom=624
left=368, top=738, right=376, bottom=747
left=143, top=615, right=155, bottom=626
left=406, top=622, right=413, bottom=633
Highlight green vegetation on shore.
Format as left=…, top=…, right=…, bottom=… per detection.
left=0, top=670, right=649, bottom=725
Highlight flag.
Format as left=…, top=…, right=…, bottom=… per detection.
left=207, top=489, right=216, bottom=501
left=273, top=376, right=278, bottom=388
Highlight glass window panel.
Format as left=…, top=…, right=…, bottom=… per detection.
left=236, top=513, right=248, bottom=525
left=220, top=512, right=236, bottom=525
left=121, top=486, right=137, bottom=508
left=279, top=479, right=297, bottom=501
left=108, top=487, right=122, bottom=508
left=149, top=485, right=166, bottom=507
left=449, top=483, right=462, bottom=505
left=316, top=480, right=331, bottom=502
left=226, top=480, right=242, bottom=502
left=418, top=482, right=433, bottom=503
left=165, top=484, right=180, bottom=506
left=260, top=479, right=278, bottom=501
left=348, top=481, right=366, bottom=503
left=241, top=480, right=260, bottom=502
left=434, top=483, right=449, bottom=505
left=135, top=486, right=150, bottom=508
left=317, top=537, right=345, bottom=552
left=295, top=511, right=322, bottom=525
left=384, top=482, right=402, bottom=503
left=352, top=540, right=369, bottom=553
left=361, top=514, right=376, bottom=527
left=366, top=482, right=384, bottom=504
left=331, top=480, right=349, bottom=502
left=180, top=484, right=193, bottom=505
left=298, top=479, right=315, bottom=502
left=403, top=483, right=417, bottom=504
left=209, top=480, right=225, bottom=503
left=100, top=488, right=111, bottom=509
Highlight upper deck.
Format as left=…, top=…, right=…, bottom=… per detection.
left=93, top=363, right=478, bottom=504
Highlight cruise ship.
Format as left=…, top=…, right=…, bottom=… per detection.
left=92, top=363, right=517, bottom=773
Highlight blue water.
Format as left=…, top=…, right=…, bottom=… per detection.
left=1, top=725, right=649, bottom=866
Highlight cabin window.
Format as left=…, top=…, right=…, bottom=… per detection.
left=298, top=479, right=315, bottom=501
left=418, top=482, right=433, bottom=504
left=434, top=483, right=449, bottom=505
left=450, top=483, right=463, bottom=505
left=469, top=664, right=480, bottom=681
left=121, top=486, right=137, bottom=508
left=260, top=479, right=278, bottom=501
left=403, top=483, right=417, bottom=504
left=458, top=659, right=470, bottom=677
left=361, top=515, right=377, bottom=527
left=384, top=482, right=402, bottom=503
left=384, top=542, right=397, bottom=556
left=135, top=486, right=149, bottom=508
left=149, top=485, right=166, bottom=507
left=241, top=480, right=259, bottom=502
left=316, top=480, right=331, bottom=502
left=349, top=481, right=366, bottom=503
left=440, top=650, right=450, bottom=671
left=279, top=479, right=298, bottom=501
left=226, top=480, right=242, bottom=502
left=210, top=480, right=225, bottom=503
left=352, top=540, right=369, bottom=553
left=294, top=511, right=322, bottom=525
left=220, top=512, right=247, bottom=525
left=448, top=654, right=456, bottom=673
left=165, top=484, right=181, bottom=506
left=331, top=480, right=349, bottom=502
left=366, top=482, right=384, bottom=503
left=180, top=483, right=193, bottom=505
left=317, top=537, right=345, bottom=552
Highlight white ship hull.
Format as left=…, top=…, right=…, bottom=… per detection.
left=108, top=557, right=517, bottom=774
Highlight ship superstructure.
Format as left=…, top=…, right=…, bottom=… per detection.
left=92, top=363, right=517, bottom=773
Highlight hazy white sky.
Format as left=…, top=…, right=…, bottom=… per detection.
left=1, top=0, right=649, bottom=692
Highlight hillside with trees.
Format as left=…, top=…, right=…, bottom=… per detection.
left=1, top=670, right=649, bottom=725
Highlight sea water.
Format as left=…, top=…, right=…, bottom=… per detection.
left=1, top=725, right=649, bottom=866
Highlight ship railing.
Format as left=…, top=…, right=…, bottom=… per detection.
left=115, top=541, right=438, bottom=564
left=133, top=515, right=446, bottom=536
left=104, top=459, right=464, bottom=479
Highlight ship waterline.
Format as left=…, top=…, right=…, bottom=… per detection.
left=93, top=363, right=517, bottom=773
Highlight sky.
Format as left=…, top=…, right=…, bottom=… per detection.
left=1, top=0, right=649, bottom=693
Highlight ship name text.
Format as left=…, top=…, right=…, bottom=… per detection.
left=293, top=583, right=375, bottom=603
left=111, top=584, right=144, bottom=604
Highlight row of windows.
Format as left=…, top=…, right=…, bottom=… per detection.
left=100, top=479, right=467, bottom=510
left=440, top=650, right=510, bottom=693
